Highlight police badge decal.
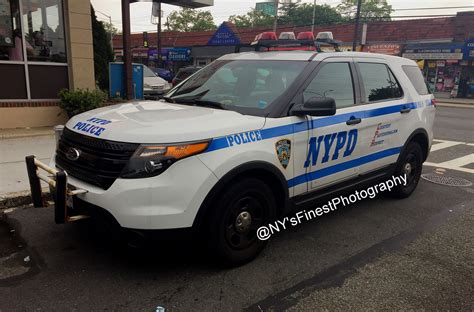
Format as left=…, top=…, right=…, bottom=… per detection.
left=275, top=139, right=291, bottom=169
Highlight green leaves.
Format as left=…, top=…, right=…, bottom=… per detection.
left=58, top=89, right=107, bottom=118
left=165, top=8, right=217, bottom=32
left=229, top=9, right=275, bottom=28
left=336, top=0, right=393, bottom=22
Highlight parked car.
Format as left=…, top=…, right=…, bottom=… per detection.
left=143, top=65, right=171, bottom=98
left=149, top=67, right=174, bottom=83
left=172, top=66, right=202, bottom=86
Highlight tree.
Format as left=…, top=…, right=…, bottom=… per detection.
left=165, top=8, right=216, bottom=32
left=91, top=6, right=114, bottom=91
left=278, top=3, right=347, bottom=26
left=229, top=9, right=274, bottom=28
left=337, top=0, right=393, bottom=22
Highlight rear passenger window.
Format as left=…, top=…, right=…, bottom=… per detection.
left=402, top=65, right=429, bottom=95
left=358, top=63, right=403, bottom=102
left=303, top=62, right=355, bottom=108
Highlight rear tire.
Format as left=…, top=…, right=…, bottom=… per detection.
left=208, top=178, right=276, bottom=266
left=388, top=141, right=423, bottom=198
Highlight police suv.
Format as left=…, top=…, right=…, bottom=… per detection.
left=27, top=48, right=435, bottom=265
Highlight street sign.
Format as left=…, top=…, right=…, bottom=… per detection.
left=256, top=2, right=276, bottom=16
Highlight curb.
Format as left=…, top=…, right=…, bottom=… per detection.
left=0, top=189, right=50, bottom=210
left=0, top=132, right=54, bottom=140
left=436, top=102, right=474, bottom=109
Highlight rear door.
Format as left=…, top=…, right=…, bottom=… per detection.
left=353, top=59, right=406, bottom=175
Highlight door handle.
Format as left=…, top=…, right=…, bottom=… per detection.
left=400, top=107, right=412, bottom=114
left=346, top=117, right=361, bottom=125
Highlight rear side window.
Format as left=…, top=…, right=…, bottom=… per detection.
left=358, top=63, right=403, bottom=102
left=402, top=65, right=430, bottom=95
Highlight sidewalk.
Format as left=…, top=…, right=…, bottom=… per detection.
left=0, top=127, right=55, bottom=201
left=435, top=97, right=474, bottom=107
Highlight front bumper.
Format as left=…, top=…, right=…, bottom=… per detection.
left=25, top=155, right=218, bottom=230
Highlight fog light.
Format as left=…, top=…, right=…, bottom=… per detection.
left=145, top=160, right=163, bottom=173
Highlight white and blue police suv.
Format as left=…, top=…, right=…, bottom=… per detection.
left=27, top=50, right=435, bottom=265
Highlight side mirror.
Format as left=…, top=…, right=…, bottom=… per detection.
left=291, top=97, right=336, bottom=117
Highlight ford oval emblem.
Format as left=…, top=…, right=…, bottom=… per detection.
left=66, top=147, right=81, bottom=161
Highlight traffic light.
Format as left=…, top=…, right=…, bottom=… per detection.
left=143, top=31, right=148, bottom=48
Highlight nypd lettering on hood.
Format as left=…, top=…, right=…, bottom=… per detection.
left=226, top=130, right=263, bottom=147
left=72, top=117, right=112, bottom=137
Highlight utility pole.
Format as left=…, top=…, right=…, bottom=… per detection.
left=352, top=0, right=362, bottom=51
left=157, top=1, right=162, bottom=68
left=311, top=0, right=316, bottom=33
left=121, top=0, right=133, bottom=100
left=272, top=0, right=279, bottom=33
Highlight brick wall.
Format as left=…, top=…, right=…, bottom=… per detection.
left=114, top=13, right=472, bottom=49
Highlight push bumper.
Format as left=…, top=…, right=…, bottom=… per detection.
left=25, top=155, right=89, bottom=224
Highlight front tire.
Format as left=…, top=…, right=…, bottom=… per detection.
left=389, top=141, right=423, bottom=198
left=208, top=178, right=276, bottom=266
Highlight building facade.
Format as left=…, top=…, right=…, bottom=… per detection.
left=0, top=0, right=95, bottom=129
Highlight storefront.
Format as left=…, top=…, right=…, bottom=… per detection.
left=402, top=42, right=464, bottom=98
left=458, top=38, right=474, bottom=98
left=0, top=0, right=95, bottom=128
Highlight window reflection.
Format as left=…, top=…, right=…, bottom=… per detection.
left=22, top=0, right=66, bottom=63
left=0, top=0, right=26, bottom=61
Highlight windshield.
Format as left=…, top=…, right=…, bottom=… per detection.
left=143, top=66, right=157, bottom=78
left=167, top=60, right=307, bottom=113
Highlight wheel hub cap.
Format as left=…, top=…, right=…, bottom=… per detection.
left=235, top=211, right=252, bottom=233
left=404, top=162, right=412, bottom=176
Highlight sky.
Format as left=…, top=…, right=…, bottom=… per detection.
left=89, top=0, right=474, bottom=33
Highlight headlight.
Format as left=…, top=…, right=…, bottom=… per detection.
left=120, top=141, right=209, bottom=179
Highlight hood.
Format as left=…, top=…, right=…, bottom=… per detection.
left=65, top=100, right=265, bottom=144
left=144, top=76, right=166, bottom=87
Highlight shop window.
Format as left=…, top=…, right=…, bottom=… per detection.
left=21, top=0, right=66, bottom=63
left=29, top=64, right=68, bottom=98
left=358, top=63, right=403, bottom=102
left=0, top=0, right=25, bottom=61
left=0, top=63, right=27, bottom=98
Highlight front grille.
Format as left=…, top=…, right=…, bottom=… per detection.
left=56, top=128, right=139, bottom=190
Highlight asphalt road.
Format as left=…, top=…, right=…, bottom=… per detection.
left=0, top=106, right=473, bottom=311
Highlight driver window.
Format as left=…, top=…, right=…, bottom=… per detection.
left=303, top=62, right=355, bottom=108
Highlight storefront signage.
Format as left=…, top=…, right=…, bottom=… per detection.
left=148, top=48, right=169, bottom=61
left=364, top=44, right=401, bottom=55
left=403, top=43, right=464, bottom=60
left=402, top=52, right=463, bottom=60
left=167, top=48, right=191, bottom=61
left=463, top=38, right=474, bottom=60
left=207, top=23, right=240, bottom=46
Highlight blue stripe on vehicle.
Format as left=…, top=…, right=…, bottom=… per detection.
left=287, top=146, right=402, bottom=188
left=206, top=101, right=423, bottom=153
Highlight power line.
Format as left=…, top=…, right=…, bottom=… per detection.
left=393, top=5, right=474, bottom=11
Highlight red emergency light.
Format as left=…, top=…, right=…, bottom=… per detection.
left=254, top=32, right=278, bottom=42
left=297, top=32, right=315, bottom=40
